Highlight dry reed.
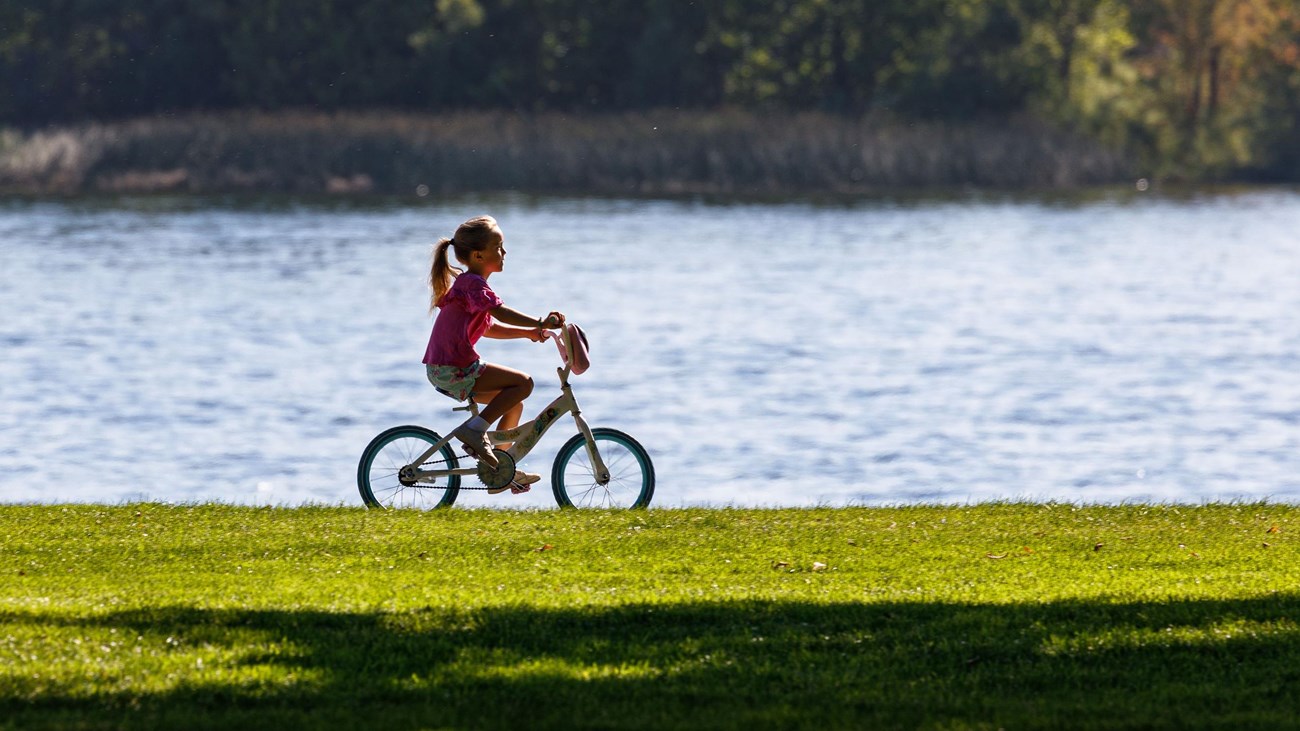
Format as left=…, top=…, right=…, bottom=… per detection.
left=0, top=110, right=1130, bottom=196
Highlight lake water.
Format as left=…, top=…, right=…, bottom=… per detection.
left=2, top=191, right=1299, bottom=508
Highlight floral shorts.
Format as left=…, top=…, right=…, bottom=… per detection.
left=425, top=360, right=486, bottom=402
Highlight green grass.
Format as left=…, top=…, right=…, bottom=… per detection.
left=2, top=503, right=1299, bottom=730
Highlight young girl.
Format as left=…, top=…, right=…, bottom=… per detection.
left=423, top=215, right=565, bottom=493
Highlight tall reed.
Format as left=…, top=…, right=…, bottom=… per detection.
left=0, top=110, right=1130, bottom=195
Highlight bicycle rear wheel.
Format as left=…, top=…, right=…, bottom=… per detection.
left=357, top=425, right=460, bottom=509
left=552, top=428, right=654, bottom=509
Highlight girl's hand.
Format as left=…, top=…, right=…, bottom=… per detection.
left=527, top=328, right=547, bottom=343
left=541, top=311, right=566, bottom=329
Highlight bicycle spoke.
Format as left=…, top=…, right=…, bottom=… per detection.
left=604, top=449, right=633, bottom=473
left=575, top=482, right=606, bottom=507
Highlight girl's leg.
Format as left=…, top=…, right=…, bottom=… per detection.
left=472, top=390, right=523, bottom=449
left=450, top=363, right=531, bottom=469
left=471, top=365, right=539, bottom=490
left=470, top=363, right=534, bottom=425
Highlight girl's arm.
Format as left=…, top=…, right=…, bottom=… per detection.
left=485, top=321, right=545, bottom=342
left=489, top=305, right=565, bottom=330
left=485, top=305, right=565, bottom=342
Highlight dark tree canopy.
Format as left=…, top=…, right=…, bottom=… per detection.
left=2, top=0, right=1297, bottom=177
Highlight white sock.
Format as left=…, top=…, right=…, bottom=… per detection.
left=464, top=415, right=489, bottom=431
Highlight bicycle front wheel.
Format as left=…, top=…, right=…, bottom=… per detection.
left=552, top=428, right=654, bottom=509
left=357, top=425, right=460, bottom=509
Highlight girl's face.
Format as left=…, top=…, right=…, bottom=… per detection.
left=471, top=227, right=506, bottom=274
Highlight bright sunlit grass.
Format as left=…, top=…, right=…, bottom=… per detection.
left=2, top=503, right=1298, bottom=729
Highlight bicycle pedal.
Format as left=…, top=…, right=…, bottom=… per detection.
left=487, top=481, right=531, bottom=496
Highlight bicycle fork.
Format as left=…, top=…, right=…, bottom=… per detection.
left=554, top=377, right=611, bottom=486
left=570, top=409, right=611, bottom=485
left=556, top=368, right=611, bottom=486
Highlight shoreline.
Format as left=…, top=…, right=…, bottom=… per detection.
left=0, top=110, right=1132, bottom=197
left=4, top=499, right=1296, bottom=511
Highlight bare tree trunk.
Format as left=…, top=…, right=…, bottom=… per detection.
left=1207, top=44, right=1221, bottom=119
left=1057, top=1, right=1078, bottom=96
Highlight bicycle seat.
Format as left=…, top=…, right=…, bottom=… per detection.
left=434, top=386, right=464, bottom=401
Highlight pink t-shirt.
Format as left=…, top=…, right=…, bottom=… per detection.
left=423, top=273, right=503, bottom=368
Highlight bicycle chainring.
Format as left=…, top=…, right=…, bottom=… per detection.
left=476, top=449, right=517, bottom=490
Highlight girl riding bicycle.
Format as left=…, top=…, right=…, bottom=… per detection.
left=424, top=215, right=565, bottom=492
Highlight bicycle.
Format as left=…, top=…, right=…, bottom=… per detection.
left=357, top=324, right=655, bottom=509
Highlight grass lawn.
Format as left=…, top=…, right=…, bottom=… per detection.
left=2, top=503, right=1299, bottom=730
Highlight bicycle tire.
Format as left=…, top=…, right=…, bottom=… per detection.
left=357, top=425, right=460, bottom=509
left=551, top=428, right=654, bottom=509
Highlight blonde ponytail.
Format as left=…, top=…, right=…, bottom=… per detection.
left=429, top=237, right=461, bottom=312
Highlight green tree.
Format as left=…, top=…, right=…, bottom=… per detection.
left=0, top=0, right=227, bottom=122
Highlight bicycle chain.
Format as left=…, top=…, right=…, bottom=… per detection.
left=411, top=457, right=512, bottom=491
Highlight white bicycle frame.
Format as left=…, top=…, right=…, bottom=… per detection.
left=408, top=328, right=611, bottom=485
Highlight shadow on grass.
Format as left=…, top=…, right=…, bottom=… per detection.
left=3, top=595, right=1300, bottom=730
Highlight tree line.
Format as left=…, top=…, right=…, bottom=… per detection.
left=2, top=0, right=1298, bottom=179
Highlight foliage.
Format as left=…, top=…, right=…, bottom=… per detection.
left=3, top=503, right=1300, bottom=729
left=0, top=0, right=1297, bottom=179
